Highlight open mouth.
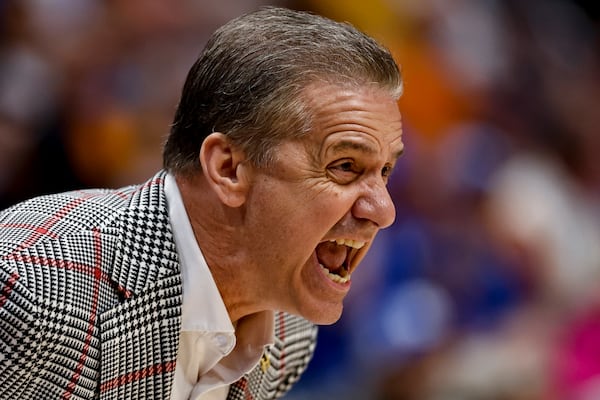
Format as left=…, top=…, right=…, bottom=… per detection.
left=315, top=239, right=366, bottom=284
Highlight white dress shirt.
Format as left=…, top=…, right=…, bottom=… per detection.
left=165, top=174, right=274, bottom=400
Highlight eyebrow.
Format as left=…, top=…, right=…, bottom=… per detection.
left=329, top=140, right=405, bottom=161
left=393, top=147, right=404, bottom=160
left=329, top=140, right=377, bottom=156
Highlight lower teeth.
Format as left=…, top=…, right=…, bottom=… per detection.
left=319, top=264, right=350, bottom=283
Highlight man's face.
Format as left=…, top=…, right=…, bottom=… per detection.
left=244, top=84, right=404, bottom=324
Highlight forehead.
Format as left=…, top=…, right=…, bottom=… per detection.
left=300, top=83, right=404, bottom=157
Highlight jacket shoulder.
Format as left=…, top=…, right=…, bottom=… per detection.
left=0, top=172, right=168, bottom=257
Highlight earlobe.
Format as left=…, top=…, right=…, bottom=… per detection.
left=199, top=132, right=249, bottom=208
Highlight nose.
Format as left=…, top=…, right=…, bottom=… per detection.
left=352, top=179, right=396, bottom=228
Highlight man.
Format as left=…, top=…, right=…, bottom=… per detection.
left=0, top=6, right=404, bottom=400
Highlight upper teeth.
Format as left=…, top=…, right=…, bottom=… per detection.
left=330, top=239, right=365, bottom=249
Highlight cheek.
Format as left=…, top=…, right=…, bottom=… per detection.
left=265, top=195, right=340, bottom=250
left=253, top=176, right=355, bottom=237
left=298, top=188, right=346, bottom=222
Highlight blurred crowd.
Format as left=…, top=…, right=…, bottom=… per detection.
left=1, top=1, right=599, bottom=399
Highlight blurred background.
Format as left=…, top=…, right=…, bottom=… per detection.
left=1, top=0, right=599, bottom=399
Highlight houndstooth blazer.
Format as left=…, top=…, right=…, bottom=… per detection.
left=0, top=171, right=317, bottom=400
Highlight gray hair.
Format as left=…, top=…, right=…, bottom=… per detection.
left=163, top=6, right=402, bottom=174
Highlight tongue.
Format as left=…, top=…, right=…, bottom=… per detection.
left=316, top=242, right=348, bottom=272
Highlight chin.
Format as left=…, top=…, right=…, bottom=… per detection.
left=300, top=302, right=344, bottom=325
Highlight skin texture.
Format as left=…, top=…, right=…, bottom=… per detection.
left=177, top=83, right=404, bottom=325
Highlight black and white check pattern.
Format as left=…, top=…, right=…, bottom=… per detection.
left=0, top=171, right=317, bottom=399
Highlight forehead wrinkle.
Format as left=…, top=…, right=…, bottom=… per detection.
left=318, top=111, right=402, bottom=139
left=316, top=104, right=403, bottom=137
left=319, top=109, right=393, bottom=130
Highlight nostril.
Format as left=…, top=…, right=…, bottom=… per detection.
left=352, top=189, right=395, bottom=228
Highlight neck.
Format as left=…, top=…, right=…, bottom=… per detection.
left=175, top=173, right=265, bottom=324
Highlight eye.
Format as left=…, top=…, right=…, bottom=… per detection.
left=338, top=161, right=354, bottom=172
left=381, top=164, right=395, bottom=183
left=382, top=165, right=392, bottom=178
left=327, top=159, right=362, bottom=184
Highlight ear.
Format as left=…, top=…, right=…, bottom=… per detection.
left=199, top=132, right=250, bottom=208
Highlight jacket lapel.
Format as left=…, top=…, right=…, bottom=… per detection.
left=99, top=172, right=183, bottom=400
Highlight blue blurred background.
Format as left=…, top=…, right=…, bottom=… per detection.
left=1, top=1, right=599, bottom=399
